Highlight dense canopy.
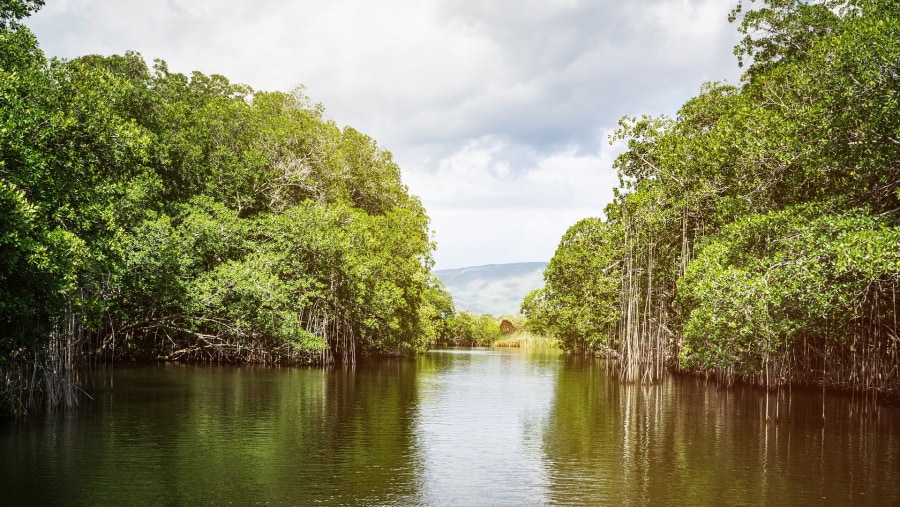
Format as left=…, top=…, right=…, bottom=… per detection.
left=526, top=0, right=900, bottom=399
left=0, top=3, right=454, bottom=416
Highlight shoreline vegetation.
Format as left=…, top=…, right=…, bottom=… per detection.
left=0, top=1, right=456, bottom=416
left=523, top=0, right=899, bottom=406
left=492, top=331, right=557, bottom=349
left=434, top=313, right=559, bottom=349
left=0, top=0, right=897, bottom=417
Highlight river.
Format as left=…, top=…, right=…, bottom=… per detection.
left=1, top=348, right=898, bottom=505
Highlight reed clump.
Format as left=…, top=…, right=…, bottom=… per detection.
left=493, top=331, right=558, bottom=349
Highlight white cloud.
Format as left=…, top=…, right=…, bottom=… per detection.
left=404, top=135, right=618, bottom=210
left=404, top=136, right=619, bottom=268
left=427, top=207, right=604, bottom=269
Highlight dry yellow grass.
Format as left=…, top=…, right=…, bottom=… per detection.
left=492, top=331, right=558, bottom=349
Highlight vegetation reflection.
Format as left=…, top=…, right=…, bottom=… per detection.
left=542, top=358, right=900, bottom=504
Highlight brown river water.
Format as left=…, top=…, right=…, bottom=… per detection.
left=1, top=348, right=898, bottom=505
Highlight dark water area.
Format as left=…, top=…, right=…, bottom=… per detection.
left=1, top=349, right=898, bottom=506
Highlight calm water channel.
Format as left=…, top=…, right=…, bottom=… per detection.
left=2, top=348, right=899, bottom=506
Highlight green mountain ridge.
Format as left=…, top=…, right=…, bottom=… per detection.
left=434, top=262, right=547, bottom=316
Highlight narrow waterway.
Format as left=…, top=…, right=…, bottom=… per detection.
left=1, top=348, right=898, bottom=505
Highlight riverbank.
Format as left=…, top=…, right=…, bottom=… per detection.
left=492, top=331, right=558, bottom=349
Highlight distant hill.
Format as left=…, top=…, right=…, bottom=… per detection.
left=434, top=262, right=547, bottom=316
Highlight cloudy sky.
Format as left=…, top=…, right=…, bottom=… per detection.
left=25, top=0, right=742, bottom=269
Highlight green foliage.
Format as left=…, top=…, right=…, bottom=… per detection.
left=415, top=275, right=456, bottom=349
left=1, top=25, right=150, bottom=353
left=0, top=0, right=43, bottom=29
left=92, top=72, right=439, bottom=363
left=523, top=218, right=621, bottom=354
left=532, top=0, right=900, bottom=393
left=678, top=207, right=899, bottom=379
left=730, top=0, right=844, bottom=76
left=0, top=12, right=443, bottom=414
left=438, top=312, right=506, bottom=347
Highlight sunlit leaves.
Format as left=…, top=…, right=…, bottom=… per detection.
left=677, top=207, right=899, bottom=379
left=0, top=19, right=439, bottom=371
left=524, top=218, right=621, bottom=354
left=539, top=0, right=900, bottom=390
left=0, top=0, right=43, bottom=30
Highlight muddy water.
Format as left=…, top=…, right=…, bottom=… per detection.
left=1, top=348, right=898, bottom=505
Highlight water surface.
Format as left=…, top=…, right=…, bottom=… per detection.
left=1, top=349, right=898, bottom=505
